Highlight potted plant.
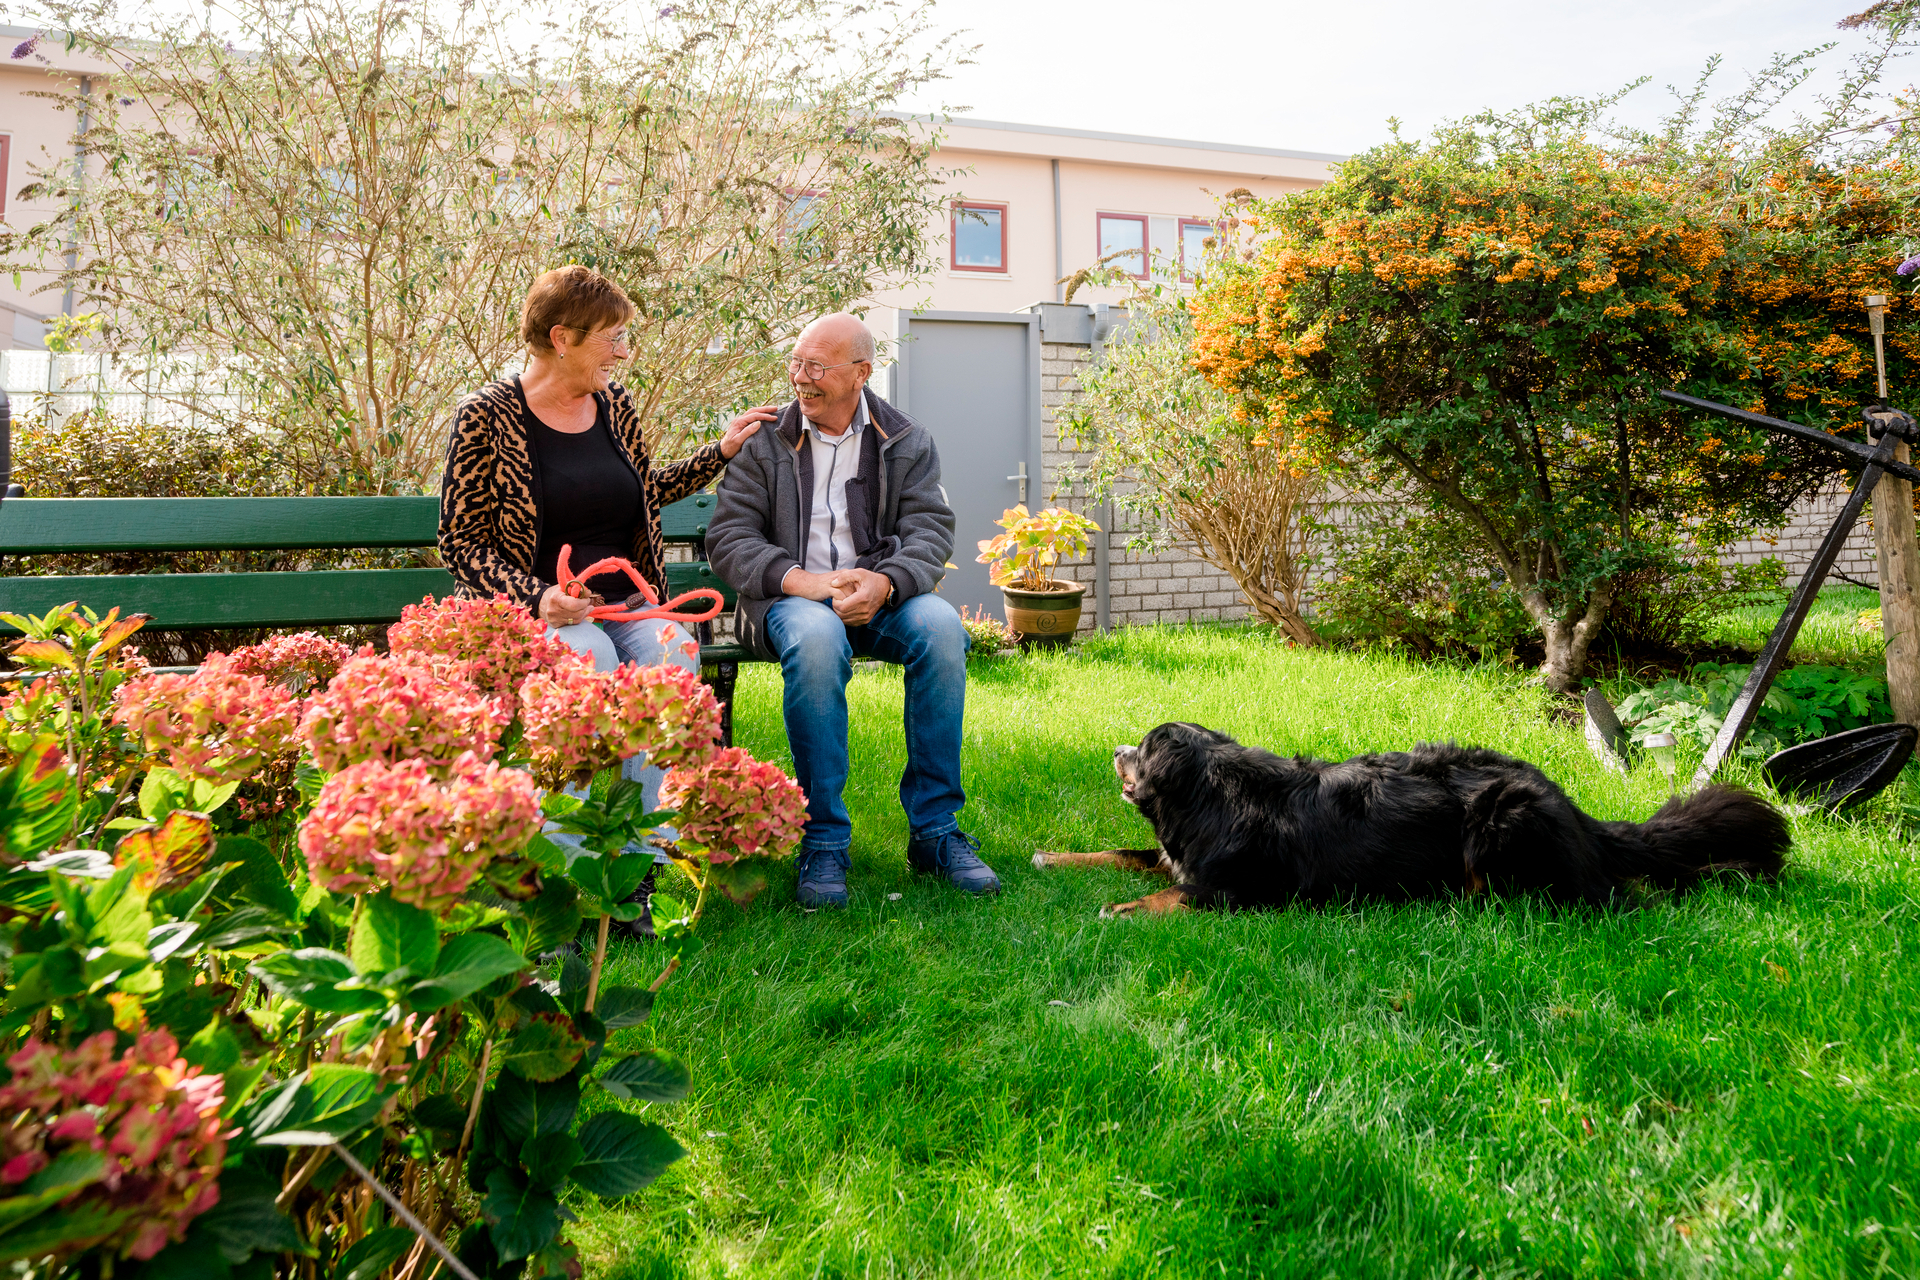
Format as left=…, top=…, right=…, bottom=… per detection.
left=975, top=503, right=1102, bottom=648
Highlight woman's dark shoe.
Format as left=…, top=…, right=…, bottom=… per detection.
left=906, top=830, right=1000, bottom=894
left=623, top=864, right=657, bottom=940
left=795, top=847, right=851, bottom=908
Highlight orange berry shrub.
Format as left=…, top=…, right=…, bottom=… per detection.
left=1190, top=129, right=1823, bottom=692
left=0, top=594, right=806, bottom=1276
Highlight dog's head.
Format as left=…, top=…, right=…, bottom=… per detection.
left=1115, top=721, right=1235, bottom=810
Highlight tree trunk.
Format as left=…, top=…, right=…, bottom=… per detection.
left=1875, top=440, right=1920, bottom=726
left=1525, top=586, right=1613, bottom=695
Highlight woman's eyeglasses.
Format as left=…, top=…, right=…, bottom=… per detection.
left=572, top=326, right=633, bottom=353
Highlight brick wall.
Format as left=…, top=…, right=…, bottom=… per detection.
left=1720, top=479, right=1879, bottom=587
left=1038, top=341, right=1254, bottom=632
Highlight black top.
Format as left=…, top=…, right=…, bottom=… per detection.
left=522, top=381, right=643, bottom=601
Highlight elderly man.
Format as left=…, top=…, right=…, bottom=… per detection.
left=708, top=313, right=998, bottom=907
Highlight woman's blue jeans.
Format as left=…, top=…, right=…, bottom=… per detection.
left=544, top=617, right=697, bottom=845
left=763, top=592, right=970, bottom=853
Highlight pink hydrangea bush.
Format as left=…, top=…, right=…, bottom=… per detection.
left=0, top=1030, right=231, bottom=1261
left=299, top=651, right=511, bottom=774
left=113, top=656, right=304, bottom=782
left=519, top=661, right=722, bottom=787
left=660, top=747, right=808, bottom=863
left=387, top=594, right=585, bottom=698
left=299, top=751, right=543, bottom=913
left=224, top=632, right=353, bottom=691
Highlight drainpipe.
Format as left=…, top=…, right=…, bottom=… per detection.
left=1090, top=304, right=1112, bottom=630
left=1052, top=159, right=1063, bottom=304
left=61, top=74, right=91, bottom=318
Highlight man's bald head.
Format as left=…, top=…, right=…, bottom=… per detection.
left=797, top=313, right=875, bottom=365
left=790, top=312, right=875, bottom=434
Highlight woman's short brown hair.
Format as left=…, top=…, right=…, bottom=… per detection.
left=520, top=265, right=637, bottom=351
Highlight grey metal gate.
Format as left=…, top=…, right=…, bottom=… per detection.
left=891, top=310, right=1042, bottom=621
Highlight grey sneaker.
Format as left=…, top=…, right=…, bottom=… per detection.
left=795, top=847, right=850, bottom=908
left=907, top=830, right=1000, bottom=895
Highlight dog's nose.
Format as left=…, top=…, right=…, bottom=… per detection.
left=1114, top=744, right=1130, bottom=758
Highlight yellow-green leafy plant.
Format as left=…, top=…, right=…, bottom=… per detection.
left=975, top=505, right=1101, bottom=591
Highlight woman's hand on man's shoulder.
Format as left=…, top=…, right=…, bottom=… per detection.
left=720, top=405, right=779, bottom=459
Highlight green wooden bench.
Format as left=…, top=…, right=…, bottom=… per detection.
left=0, top=492, right=758, bottom=743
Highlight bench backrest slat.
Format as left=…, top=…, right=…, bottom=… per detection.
left=659, top=492, right=716, bottom=543
left=0, top=497, right=442, bottom=553
left=0, top=568, right=458, bottom=632
left=0, top=493, right=732, bottom=635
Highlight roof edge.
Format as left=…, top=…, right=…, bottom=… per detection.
left=908, top=114, right=1347, bottom=164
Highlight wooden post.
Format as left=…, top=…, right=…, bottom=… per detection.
left=1876, top=444, right=1920, bottom=725
left=1868, top=294, right=1920, bottom=726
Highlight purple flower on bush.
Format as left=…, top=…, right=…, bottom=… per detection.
left=11, top=35, right=39, bottom=59
left=658, top=5, right=677, bottom=14
left=1898, top=255, right=1920, bottom=277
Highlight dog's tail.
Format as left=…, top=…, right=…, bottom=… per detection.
left=1609, top=784, right=1790, bottom=890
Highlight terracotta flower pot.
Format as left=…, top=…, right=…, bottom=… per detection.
left=1001, top=580, right=1085, bottom=649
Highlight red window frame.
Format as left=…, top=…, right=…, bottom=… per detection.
left=1096, top=212, right=1149, bottom=280
left=950, top=200, right=1008, bottom=273
left=1177, top=217, right=1214, bottom=282
left=0, top=134, right=9, bottom=221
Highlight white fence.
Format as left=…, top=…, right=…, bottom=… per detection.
left=0, top=350, right=244, bottom=429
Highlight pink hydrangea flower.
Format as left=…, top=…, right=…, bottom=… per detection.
left=299, top=751, right=543, bottom=913
left=519, top=661, right=722, bottom=787
left=388, top=594, right=587, bottom=698
left=113, top=655, right=303, bottom=782
left=660, top=747, right=808, bottom=863
left=0, top=1030, right=230, bottom=1261
left=299, top=650, right=511, bottom=774
left=224, top=631, right=353, bottom=690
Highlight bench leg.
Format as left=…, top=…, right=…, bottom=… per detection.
left=702, top=659, right=739, bottom=748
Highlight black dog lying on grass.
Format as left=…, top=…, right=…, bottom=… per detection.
left=1033, top=722, right=1791, bottom=917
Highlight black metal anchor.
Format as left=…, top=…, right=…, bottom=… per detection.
left=1657, top=388, right=1920, bottom=800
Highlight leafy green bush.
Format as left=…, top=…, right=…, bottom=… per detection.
left=1615, top=661, right=1891, bottom=758
left=7, top=409, right=406, bottom=663
left=0, top=594, right=806, bottom=1276
left=1600, top=557, right=1787, bottom=651
left=1313, top=509, right=1532, bottom=659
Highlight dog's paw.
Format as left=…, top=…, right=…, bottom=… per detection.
left=1032, top=851, right=1053, bottom=870
left=1099, top=900, right=1136, bottom=919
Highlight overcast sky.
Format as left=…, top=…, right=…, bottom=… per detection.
left=901, top=0, right=1902, bottom=157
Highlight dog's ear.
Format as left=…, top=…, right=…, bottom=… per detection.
left=1136, top=723, right=1214, bottom=804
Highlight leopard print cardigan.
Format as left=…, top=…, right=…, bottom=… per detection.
left=437, top=377, right=727, bottom=611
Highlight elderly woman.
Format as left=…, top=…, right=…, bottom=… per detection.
left=439, top=266, right=771, bottom=887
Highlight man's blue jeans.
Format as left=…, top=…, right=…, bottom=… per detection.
left=764, top=593, right=970, bottom=853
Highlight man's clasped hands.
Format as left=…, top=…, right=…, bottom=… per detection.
left=781, top=566, right=892, bottom=627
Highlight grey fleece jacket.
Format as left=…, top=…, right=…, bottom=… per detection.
left=707, top=387, right=955, bottom=660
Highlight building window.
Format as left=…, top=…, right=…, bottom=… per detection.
left=951, top=201, right=1007, bottom=272
left=783, top=190, right=826, bottom=257
left=0, top=134, right=9, bottom=221
left=1178, top=218, right=1214, bottom=281
left=1096, top=212, right=1148, bottom=279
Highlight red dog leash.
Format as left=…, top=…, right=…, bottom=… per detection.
left=556, top=544, right=726, bottom=625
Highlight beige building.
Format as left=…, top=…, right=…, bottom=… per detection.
left=1, top=38, right=1345, bottom=351
left=871, top=116, right=1340, bottom=328
left=0, top=24, right=116, bottom=350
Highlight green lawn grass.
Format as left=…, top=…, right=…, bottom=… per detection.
left=570, top=628, right=1920, bottom=1279
left=1697, top=584, right=1886, bottom=671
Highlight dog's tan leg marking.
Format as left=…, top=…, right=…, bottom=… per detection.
left=1099, top=887, right=1191, bottom=918
left=1031, top=849, right=1169, bottom=876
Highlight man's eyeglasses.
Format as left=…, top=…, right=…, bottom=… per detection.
left=786, top=356, right=867, bottom=380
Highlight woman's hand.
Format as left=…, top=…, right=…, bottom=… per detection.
left=539, top=583, right=595, bottom=629
left=719, top=406, right=778, bottom=459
